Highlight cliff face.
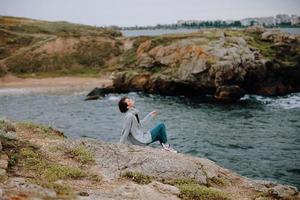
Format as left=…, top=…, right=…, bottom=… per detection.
left=0, top=119, right=299, bottom=200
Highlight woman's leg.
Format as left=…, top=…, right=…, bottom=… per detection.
left=150, top=122, right=168, bottom=144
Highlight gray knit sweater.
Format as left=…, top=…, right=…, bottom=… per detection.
left=119, top=107, right=153, bottom=145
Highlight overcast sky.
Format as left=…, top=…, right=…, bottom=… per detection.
left=0, top=0, right=299, bottom=26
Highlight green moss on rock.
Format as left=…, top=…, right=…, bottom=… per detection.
left=163, top=178, right=231, bottom=200
left=69, top=144, right=95, bottom=164
left=178, top=183, right=231, bottom=200
left=17, top=121, right=65, bottom=139
left=121, top=171, right=153, bottom=184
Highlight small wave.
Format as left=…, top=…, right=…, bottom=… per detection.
left=228, top=144, right=254, bottom=150
left=0, top=88, right=33, bottom=95
left=287, top=169, right=300, bottom=175
left=242, top=93, right=300, bottom=109
left=107, top=95, right=120, bottom=101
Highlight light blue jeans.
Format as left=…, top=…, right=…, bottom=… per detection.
left=150, top=122, right=168, bottom=144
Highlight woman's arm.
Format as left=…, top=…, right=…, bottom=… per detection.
left=119, top=115, right=133, bottom=144
left=141, top=111, right=157, bottom=125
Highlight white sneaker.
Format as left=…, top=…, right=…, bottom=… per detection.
left=161, top=143, right=177, bottom=153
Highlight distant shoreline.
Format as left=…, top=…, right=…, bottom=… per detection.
left=121, top=27, right=300, bottom=37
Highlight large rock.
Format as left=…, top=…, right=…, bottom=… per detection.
left=214, top=85, right=245, bottom=102
left=84, top=139, right=210, bottom=183
left=78, top=139, right=299, bottom=199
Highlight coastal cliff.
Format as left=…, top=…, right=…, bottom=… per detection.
left=0, top=119, right=299, bottom=200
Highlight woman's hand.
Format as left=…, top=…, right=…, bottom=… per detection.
left=150, top=111, right=158, bottom=117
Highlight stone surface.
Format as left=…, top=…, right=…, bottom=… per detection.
left=0, top=154, right=8, bottom=169
left=83, top=139, right=210, bottom=183
left=248, top=180, right=300, bottom=199
left=3, top=178, right=57, bottom=199
left=150, top=181, right=180, bottom=195
left=0, top=131, right=17, bottom=140
left=0, top=168, right=6, bottom=176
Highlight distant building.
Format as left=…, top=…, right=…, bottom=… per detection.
left=240, top=18, right=253, bottom=26
left=275, top=14, right=291, bottom=24
left=177, top=14, right=297, bottom=28
left=258, top=16, right=276, bottom=26
left=240, top=17, right=275, bottom=26
left=291, top=15, right=300, bottom=25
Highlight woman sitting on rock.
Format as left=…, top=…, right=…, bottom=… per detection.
left=118, top=96, right=177, bottom=153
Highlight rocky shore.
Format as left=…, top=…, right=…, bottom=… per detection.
left=88, top=26, right=300, bottom=102
left=0, top=119, right=299, bottom=200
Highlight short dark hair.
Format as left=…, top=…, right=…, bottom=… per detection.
left=118, top=97, right=128, bottom=113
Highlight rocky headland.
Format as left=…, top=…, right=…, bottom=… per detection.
left=0, top=119, right=299, bottom=200
left=88, top=26, right=300, bottom=102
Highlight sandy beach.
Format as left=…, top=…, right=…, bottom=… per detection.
left=0, top=74, right=113, bottom=93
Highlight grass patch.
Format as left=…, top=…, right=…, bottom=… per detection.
left=45, top=182, right=73, bottom=196
left=246, top=32, right=276, bottom=59
left=0, top=66, right=7, bottom=77
left=0, top=47, right=10, bottom=59
left=246, top=32, right=299, bottom=68
left=30, top=179, right=74, bottom=196
left=0, top=126, right=88, bottom=197
left=121, top=171, right=153, bottom=184
left=0, top=16, right=121, bottom=38
left=0, top=174, right=8, bottom=183
left=18, top=147, right=86, bottom=181
left=5, top=39, right=119, bottom=76
left=17, top=121, right=65, bottom=139
left=69, top=144, right=95, bottom=164
left=16, top=147, right=85, bottom=195
left=178, top=183, right=231, bottom=200
left=207, top=177, right=230, bottom=187
left=41, top=163, right=84, bottom=181
left=164, top=178, right=231, bottom=200
left=6, top=35, right=33, bottom=46
left=205, top=57, right=217, bottom=67
left=121, top=48, right=137, bottom=66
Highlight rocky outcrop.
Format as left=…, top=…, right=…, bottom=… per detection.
left=0, top=119, right=299, bottom=200
left=87, top=28, right=300, bottom=102
left=214, top=85, right=245, bottom=102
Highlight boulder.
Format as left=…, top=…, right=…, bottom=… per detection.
left=214, top=85, right=245, bottom=102
left=85, top=87, right=117, bottom=100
